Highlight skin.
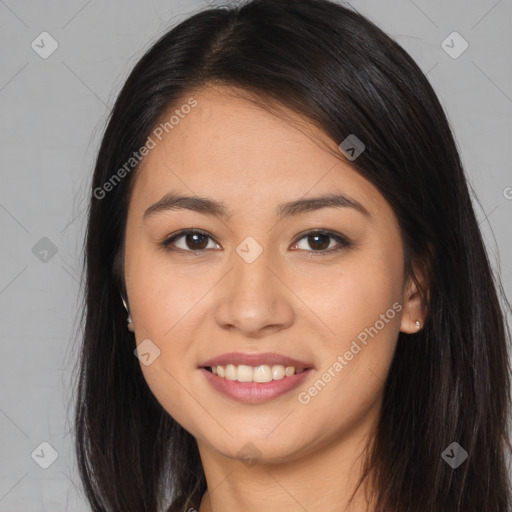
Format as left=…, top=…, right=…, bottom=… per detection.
left=123, top=85, right=428, bottom=512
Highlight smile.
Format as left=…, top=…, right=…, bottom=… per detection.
left=199, top=366, right=314, bottom=404
left=206, top=363, right=307, bottom=382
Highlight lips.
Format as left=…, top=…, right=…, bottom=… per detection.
left=199, top=352, right=314, bottom=370
left=200, top=367, right=314, bottom=403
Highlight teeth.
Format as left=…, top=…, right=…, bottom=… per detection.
left=225, top=364, right=237, bottom=380
left=208, top=364, right=307, bottom=382
left=272, top=365, right=285, bottom=380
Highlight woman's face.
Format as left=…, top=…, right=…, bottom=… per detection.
left=123, top=85, right=424, bottom=464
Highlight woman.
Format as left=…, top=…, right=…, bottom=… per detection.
left=73, top=0, right=512, bottom=510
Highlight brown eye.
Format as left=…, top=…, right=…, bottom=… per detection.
left=183, top=232, right=209, bottom=250
left=162, top=230, right=218, bottom=252
left=292, top=230, right=350, bottom=256
left=161, top=229, right=350, bottom=256
left=306, top=233, right=330, bottom=251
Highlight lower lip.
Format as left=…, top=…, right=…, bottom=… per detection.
left=200, top=368, right=314, bottom=404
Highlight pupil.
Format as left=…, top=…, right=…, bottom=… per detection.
left=309, top=234, right=329, bottom=250
left=187, top=233, right=208, bottom=250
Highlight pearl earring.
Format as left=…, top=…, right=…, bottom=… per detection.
left=415, top=320, right=421, bottom=330
left=121, top=294, right=134, bottom=332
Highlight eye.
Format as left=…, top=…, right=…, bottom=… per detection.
left=160, top=229, right=350, bottom=256
left=161, top=229, right=219, bottom=252
left=291, top=230, right=350, bottom=257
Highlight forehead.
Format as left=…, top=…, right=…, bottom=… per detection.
left=148, top=86, right=337, bottom=167
left=130, top=85, right=386, bottom=220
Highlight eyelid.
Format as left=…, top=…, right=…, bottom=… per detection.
left=160, top=228, right=350, bottom=255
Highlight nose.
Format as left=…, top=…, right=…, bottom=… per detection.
left=213, top=246, right=295, bottom=338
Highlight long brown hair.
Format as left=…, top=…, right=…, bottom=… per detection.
left=72, top=1, right=512, bottom=510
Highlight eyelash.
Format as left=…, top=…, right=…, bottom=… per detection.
left=160, top=229, right=350, bottom=257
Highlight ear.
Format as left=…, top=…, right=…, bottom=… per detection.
left=400, top=259, right=429, bottom=334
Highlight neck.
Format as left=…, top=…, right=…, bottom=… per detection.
left=196, top=420, right=378, bottom=512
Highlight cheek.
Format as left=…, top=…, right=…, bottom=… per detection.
left=299, top=251, right=402, bottom=405
left=125, top=248, right=206, bottom=427
left=296, top=297, right=400, bottom=442
left=303, top=249, right=403, bottom=346
left=139, top=359, right=208, bottom=438
left=125, top=239, right=209, bottom=333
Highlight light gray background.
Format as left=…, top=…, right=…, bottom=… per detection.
left=1, top=0, right=511, bottom=510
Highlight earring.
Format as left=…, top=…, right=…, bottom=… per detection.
left=415, top=320, right=421, bottom=330
left=121, top=294, right=134, bottom=332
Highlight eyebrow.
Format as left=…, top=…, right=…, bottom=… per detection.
left=143, top=191, right=371, bottom=221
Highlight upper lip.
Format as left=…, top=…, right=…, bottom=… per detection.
left=200, top=352, right=314, bottom=370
